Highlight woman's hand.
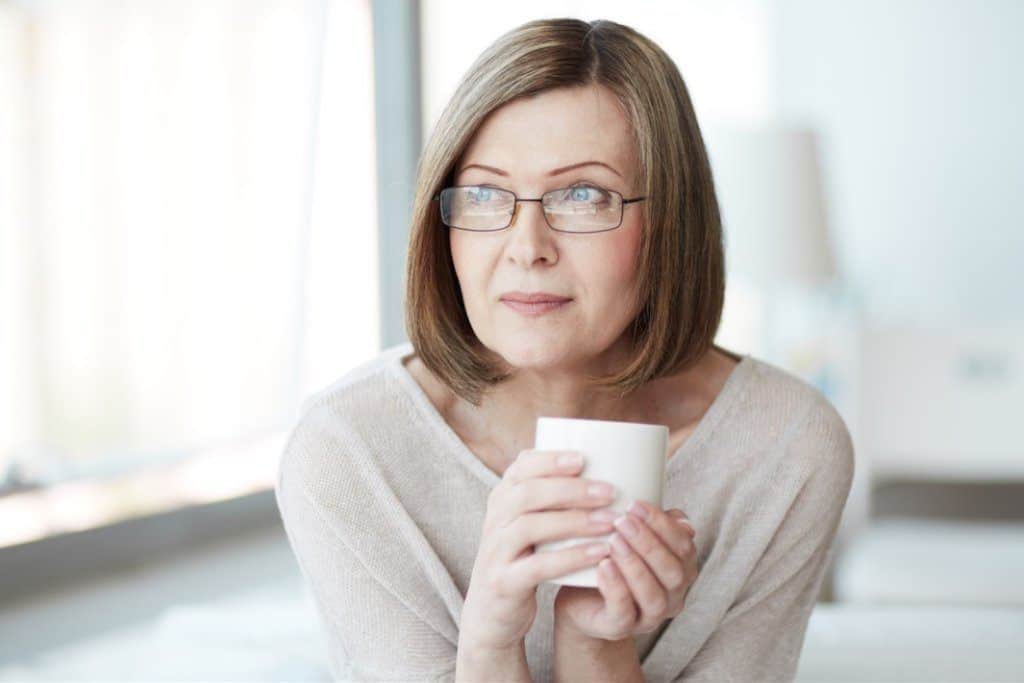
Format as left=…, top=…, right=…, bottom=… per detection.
left=460, top=449, right=618, bottom=653
left=553, top=499, right=698, bottom=641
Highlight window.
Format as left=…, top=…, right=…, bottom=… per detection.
left=0, top=0, right=378, bottom=545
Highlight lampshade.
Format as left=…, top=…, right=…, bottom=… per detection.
left=704, top=124, right=836, bottom=288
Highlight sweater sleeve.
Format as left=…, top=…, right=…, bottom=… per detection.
left=275, top=436, right=458, bottom=682
left=675, top=403, right=855, bottom=683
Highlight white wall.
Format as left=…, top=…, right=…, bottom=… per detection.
left=421, top=1, right=776, bottom=155
left=769, top=0, right=1024, bottom=327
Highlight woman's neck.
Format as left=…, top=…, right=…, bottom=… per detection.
left=444, top=345, right=733, bottom=473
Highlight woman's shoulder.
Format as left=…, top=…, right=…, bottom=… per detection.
left=689, top=354, right=855, bottom=550
left=276, top=342, right=421, bottom=501
left=740, top=354, right=855, bottom=482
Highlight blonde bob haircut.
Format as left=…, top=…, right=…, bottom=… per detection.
left=404, top=17, right=727, bottom=407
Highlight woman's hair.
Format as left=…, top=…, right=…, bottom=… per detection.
left=404, top=17, right=726, bottom=407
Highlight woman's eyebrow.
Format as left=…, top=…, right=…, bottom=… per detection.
left=457, top=160, right=622, bottom=178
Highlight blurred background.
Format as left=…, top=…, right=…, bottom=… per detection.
left=1, top=0, right=1022, bottom=680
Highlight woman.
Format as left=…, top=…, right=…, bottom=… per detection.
left=276, top=17, right=854, bottom=683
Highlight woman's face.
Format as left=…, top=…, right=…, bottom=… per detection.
left=450, top=83, right=645, bottom=373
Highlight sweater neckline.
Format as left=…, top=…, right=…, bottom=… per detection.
left=386, top=341, right=756, bottom=489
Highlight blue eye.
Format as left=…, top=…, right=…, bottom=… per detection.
left=565, top=184, right=610, bottom=203
left=570, top=186, right=591, bottom=201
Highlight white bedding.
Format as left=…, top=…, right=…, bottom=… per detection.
left=834, top=517, right=1024, bottom=605
left=797, top=603, right=1024, bottom=682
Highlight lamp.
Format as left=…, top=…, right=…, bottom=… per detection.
left=707, top=124, right=836, bottom=289
left=706, top=124, right=853, bottom=399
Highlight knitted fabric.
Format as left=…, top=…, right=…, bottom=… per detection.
left=275, top=341, right=855, bottom=682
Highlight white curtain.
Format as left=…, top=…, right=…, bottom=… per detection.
left=0, top=0, right=378, bottom=486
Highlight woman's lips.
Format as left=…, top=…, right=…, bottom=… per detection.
left=502, top=299, right=572, bottom=316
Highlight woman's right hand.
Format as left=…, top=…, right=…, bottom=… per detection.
left=460, top=448, right=618, bottom=653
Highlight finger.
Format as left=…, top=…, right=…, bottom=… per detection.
left=505, top=475, right=617, bottom=517
left=596, top=558, right=636, bottom=626
left=614, top=507, right=690, bottom=594
left=498, top=508, right=616, bottom=563
left=668, top=508, right=698, bottom=539
left=503, top=449, right=586, bottom=484
left=506, top=539, right=610, bottom=593
left=628, top=500, right=696, bottom=560
left=608, top=530, right=669, bottom=631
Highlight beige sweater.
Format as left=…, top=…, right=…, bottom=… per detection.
left=275, top=340, right=855, bottom=682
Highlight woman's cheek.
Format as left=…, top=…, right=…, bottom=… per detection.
left=605, top=221, right=643, bottom=283
left=599, top=224, right=644, bottom=322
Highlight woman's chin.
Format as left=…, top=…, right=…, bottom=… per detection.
left=496, top=341, right=576, bottom=370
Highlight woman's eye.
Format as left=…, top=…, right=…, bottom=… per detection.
left=568, top=184, right=607, bottom=202
left=569, top=185, right=599, bottom=201
left=469, top=187, right=493, bottom=201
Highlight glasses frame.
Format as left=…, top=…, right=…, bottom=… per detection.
left=431, top=183, right=647, bottom=233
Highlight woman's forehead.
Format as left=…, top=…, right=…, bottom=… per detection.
left=458, top=85, right=636, bottom=182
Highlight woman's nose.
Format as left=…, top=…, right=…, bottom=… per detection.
left=509, top=200, right=549, bottom=232
left=505, top=201, right=557, bottom=264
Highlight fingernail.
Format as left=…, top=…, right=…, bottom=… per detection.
left=613, top=515, right=639, bottom=538
left=627, top=499, right=650, bottom=521
left=610, top=532, right=632, bottom=556
left=558, top=452, right=582, bottom=468
left=675, top=517, right=696, bottom=535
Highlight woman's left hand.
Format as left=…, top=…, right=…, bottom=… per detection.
left=553, top=500, right=699, bottom=641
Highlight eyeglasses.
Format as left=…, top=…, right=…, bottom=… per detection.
left=432, top=183, right=646, bottom=233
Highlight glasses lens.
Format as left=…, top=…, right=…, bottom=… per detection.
left=440, top=186, right=515, bottom=231
left=543, top=184, right=623, bottom=232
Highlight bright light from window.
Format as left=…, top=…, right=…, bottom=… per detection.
left=0, top=0, right=379, bottom=531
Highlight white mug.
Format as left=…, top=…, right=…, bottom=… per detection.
left=534, top=416, right=668, bottom=588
